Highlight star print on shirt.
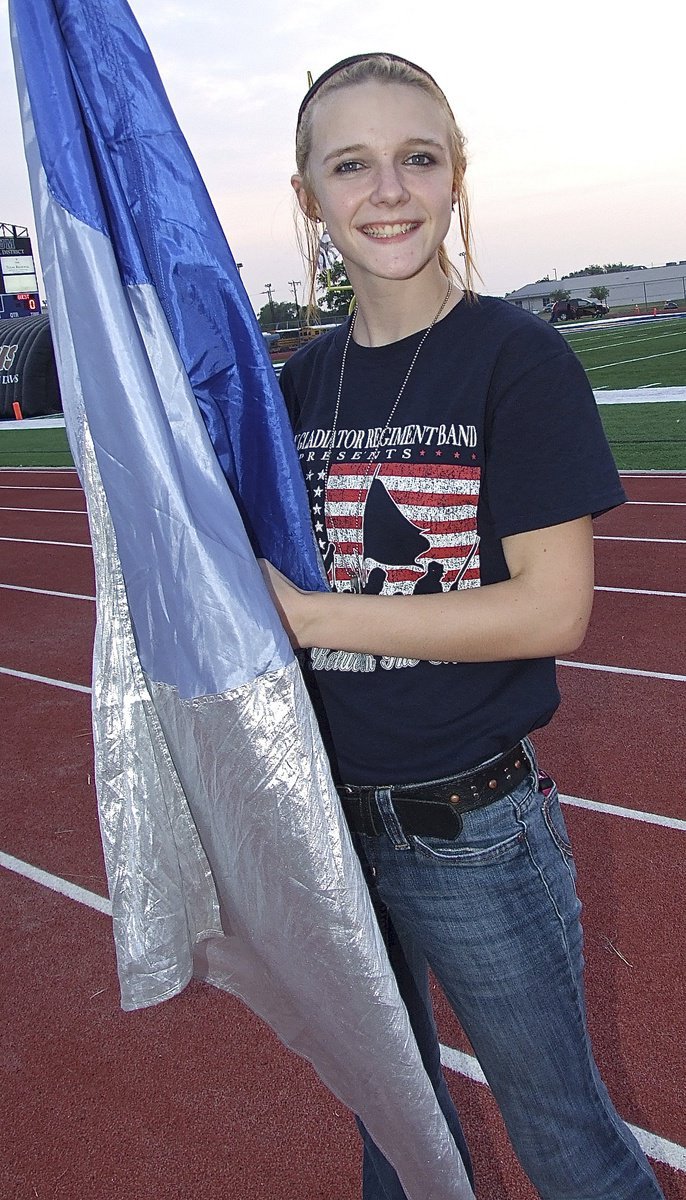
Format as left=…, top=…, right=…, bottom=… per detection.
left=313, top=504, right=322, bottom=514
left=318, top=471, right=326, bottom=480
left=306, top=471, right=314, bottom=480
left=314, top=486, right=323, bottom=497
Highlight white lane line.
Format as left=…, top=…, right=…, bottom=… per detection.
left=594, top=536, right=686, bottom=544
left=0, top=536, right=91, bottom=548
left=0, top=484, right=81, bottom=491
left=0, top=849, right=682, bottom=1172
left=595, top=586, right=686, bottom=598
left=0, top=666, right=91, bottom=693
left=4, top=660, right=681, bottom=696
left=0, top=583, right=95, bottom=601
left=0, top=505, right=86, bottom=514
left=5, top=580, right=675, bottom=601
left=559, top=660, right=686, bottom=683
left=439, top=1046, right=686, bottom=1173
left=561, top=794, right=686, bottom=833
left=626, top=501, right=686, bottom=506
left=0, top=851, right=111, bottom=915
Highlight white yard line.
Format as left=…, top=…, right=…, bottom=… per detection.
left=586, top=346, right=686, bottom=371
left=581, top=330, right=686, bottom=353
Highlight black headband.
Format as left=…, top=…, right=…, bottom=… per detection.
left=296, top=53, right=451, bottom=131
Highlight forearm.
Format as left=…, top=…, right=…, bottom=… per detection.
left=297, top=575, right=590, bottom=662
left=262, top=518, right=595, bottom=663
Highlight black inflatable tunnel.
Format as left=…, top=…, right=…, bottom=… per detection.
left=0, top=314, right=62, bottom=419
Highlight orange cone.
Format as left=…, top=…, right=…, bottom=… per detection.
left=12, top=402, right=23, bottom=420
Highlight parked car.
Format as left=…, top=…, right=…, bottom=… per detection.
left=550, top=297, right=609, bottom=323
left=663, top=300, right=679, bottom=311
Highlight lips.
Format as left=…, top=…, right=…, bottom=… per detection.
left=360, top=222, right=420, bottom=238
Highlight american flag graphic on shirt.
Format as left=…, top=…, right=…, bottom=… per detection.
left=325, top=462, right=481, bottom=595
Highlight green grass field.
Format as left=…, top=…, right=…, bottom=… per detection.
left=564, top=316, right=686, bottom=389
left=1, top=316, right=685, bottom=470
left=0, top=426, right=73, bottom=468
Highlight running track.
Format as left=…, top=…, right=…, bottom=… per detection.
left=1, top=468, right=685, bottom=1200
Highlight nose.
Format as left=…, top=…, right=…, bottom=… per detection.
left=370, top=159, right=410, bottom=206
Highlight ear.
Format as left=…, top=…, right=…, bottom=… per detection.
left=291, top=174, right=320, bottom=222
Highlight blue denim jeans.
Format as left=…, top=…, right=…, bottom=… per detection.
left=351, top=744, right=664, bottom=1200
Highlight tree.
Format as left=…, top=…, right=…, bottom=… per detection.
left=589, top=286, right=610, bottom=305
left=256, top=300, right=303, bottom=331
left=603, top=263, right=645, bottom=273
left=550, top=289, right=570, bottom=302
left=567, top=265, right=604, bottom=278
left=317, top=259, right=354, bottom=316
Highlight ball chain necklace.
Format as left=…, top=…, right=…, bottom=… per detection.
left=323, top=278, right=453, bottom=592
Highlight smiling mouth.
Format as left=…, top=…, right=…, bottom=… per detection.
left=360, top=222, right=420, bottom=239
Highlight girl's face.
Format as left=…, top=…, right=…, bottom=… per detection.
left=295, top=81, right=455, bottom=290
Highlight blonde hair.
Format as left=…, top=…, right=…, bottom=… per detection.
left=294, top=54, right=477, bottom=313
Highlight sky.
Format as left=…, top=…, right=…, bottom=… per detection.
left=1, top=0, right=684, bottom=314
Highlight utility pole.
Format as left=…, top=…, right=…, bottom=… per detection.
left=262, top=283, right=276, bottom=328
left=289, top=280, right=302, bottom=328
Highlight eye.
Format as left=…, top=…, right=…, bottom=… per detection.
left=405, top=152, right=435, bottom=166
left=334, top=160, right=365, bottom=174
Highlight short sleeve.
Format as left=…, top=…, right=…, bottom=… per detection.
left=278, top=361, right=300, bottom=432
left=485, top=342, right=626, bottom=540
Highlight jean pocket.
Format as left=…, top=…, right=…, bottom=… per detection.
left=412, top=827, right=525, bottom=864
left=411, top=775, right=534, bottom=864
left=541, top=784, right=574, bottom=860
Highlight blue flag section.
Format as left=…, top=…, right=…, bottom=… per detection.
left=10, top=4, right=475, bottom=1196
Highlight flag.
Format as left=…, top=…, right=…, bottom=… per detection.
left=10, top=4, right=474, bottom=1196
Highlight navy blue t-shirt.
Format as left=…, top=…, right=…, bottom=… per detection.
left=280, top=295, right=625, bottom=784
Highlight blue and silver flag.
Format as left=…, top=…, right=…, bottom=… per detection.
left=10, top=4, right=473, bottom=1196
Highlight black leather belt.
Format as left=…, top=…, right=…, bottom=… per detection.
left=337, top=743, right=531, bottom=840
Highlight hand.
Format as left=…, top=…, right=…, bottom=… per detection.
left=258, top=559, right=311, bottom=649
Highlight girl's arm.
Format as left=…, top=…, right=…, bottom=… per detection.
left=260, top=515, right=594, bottom=662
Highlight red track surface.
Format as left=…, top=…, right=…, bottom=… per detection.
left=2, top=467, right=685, bottom=1200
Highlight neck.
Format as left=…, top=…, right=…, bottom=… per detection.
left=346, top=261, right=461, bottom=347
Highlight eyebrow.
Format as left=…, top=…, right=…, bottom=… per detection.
left=322, top=137, right=447, bottom=165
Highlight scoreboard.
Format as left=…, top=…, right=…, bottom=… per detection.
left=0, top=223, right=42, bottom=318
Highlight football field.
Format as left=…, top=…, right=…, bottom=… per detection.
left=563, top=316, right=686, bottom=390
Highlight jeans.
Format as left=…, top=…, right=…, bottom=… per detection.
left=351, top=743, right=664, bottom=1200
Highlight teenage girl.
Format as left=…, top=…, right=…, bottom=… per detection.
left=262, top=53, right=664, bottom=1200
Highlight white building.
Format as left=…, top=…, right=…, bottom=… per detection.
left=505, top=261, right=686, bottom=312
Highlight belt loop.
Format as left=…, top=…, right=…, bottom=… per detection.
left=375, top=788, right=411, bottom=850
